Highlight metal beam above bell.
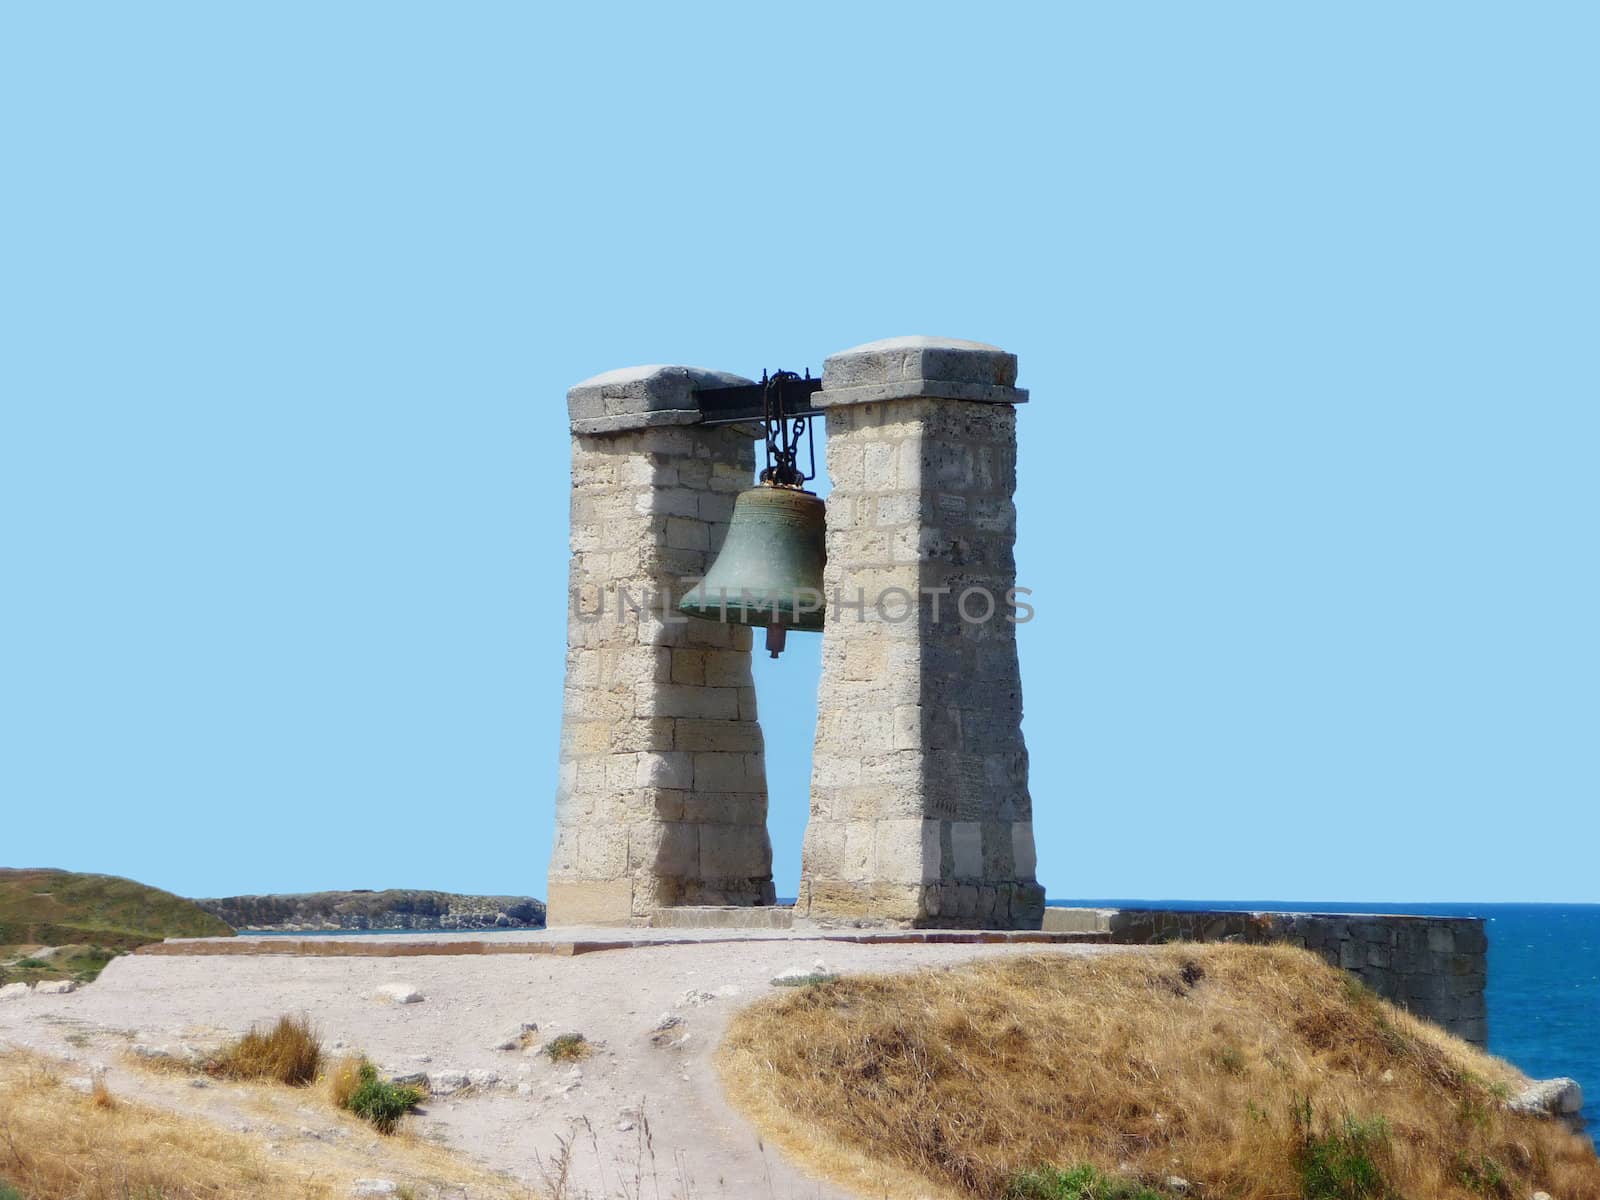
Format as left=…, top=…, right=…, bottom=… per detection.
left=693, top=374, right=823, bottom=427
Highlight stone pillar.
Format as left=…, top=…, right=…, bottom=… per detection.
left=798, top=337, right=1044, bottom=929
left=548, top=365, right=775, bottom=926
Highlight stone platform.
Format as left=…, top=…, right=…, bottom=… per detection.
left=135, top=924, right=1109, bottom=960
left=135, top=905, right=1489, bottom=1046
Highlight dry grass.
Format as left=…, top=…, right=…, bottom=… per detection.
left=89, top=1076, right=115, bottom=1110
left=325, top=1052, right=366, bottom=1110
left=720, top=945, right=1600, bottom=1200
left=210, top=1012, right=322, bottom=1085
left=0, top=1049, right=536, bottom=1200
left=0, top=1052, right=335, bottom=1199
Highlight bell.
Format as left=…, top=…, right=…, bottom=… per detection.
left=679, top=483, right=826, bottom=657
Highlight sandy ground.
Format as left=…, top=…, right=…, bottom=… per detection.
left=0, top=935, right=1115, bottom=1199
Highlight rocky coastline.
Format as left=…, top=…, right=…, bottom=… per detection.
left=195, top=890, right=545, bottom=932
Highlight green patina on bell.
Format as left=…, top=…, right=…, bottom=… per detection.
left=679, top=483, right=826, bottom=653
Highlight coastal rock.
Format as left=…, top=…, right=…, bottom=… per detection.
left=373, top=983, right=424, bottom=1004
left=429, top=1070, right=469, bottom=1095
left=196, top=890, right=545, bottom=933
left=466, top=1068, right=501, bottom=1090
left=351, top=1181, right=398, bottom=1197
left=679, top=984, right=741, bottom=1007
left=491, top=1023, right=537, bottom=1051
left=0, top=982, right=31, bottom=1001
left=651, top=1014, right=686, bottom=1048
left=1510, top=1077, right=1584, bottom=1117
left=34, top=979, right=78, bottom=995
left=131, top=1042, right=205, bottom=1067
left=548, top=1067, right=583, bottom=1096
left=772, top=958, right=831, bottom=983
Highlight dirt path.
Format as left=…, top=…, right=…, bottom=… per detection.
left=0, top=937, right=1115, bottom=1198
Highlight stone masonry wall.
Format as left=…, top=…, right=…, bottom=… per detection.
left=799, top=397, right=939, bottom=924
left=549, top=368, right=774, bottom=926
left=799, top=338, right=1044, bottom=929
left=1044, top=907, right=1489, bottom=1044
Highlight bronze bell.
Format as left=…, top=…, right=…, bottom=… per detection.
left=678, top=482, right=826, bottom=657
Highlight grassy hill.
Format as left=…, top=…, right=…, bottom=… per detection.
left=723, top=944, right=1600, bottom=1200
left=0, top=868, right=233, bottom=986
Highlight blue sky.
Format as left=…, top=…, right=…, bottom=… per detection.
left=2, top=3, right=1594, bottom=903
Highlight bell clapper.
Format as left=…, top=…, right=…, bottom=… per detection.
left=765, top=623, right=788, bottom=659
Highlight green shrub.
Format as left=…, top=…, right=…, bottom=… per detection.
left=771, top=972, right=840, bottom=988
left=14, top=958, right=49, bottom=970
left=1214, top=1045, right=1246, bottom=1075
left=0, top=1180, right=24, bottom=1200
left=1455, top=1153, right=1511, bottom=1197
left=343, top=1061, right=423, bottom=1135
left=1293, top=1101, right=1398, bottom=1200
left=544, top=1032, right=591, bottom=1062
left=1005, top=1164, right=1170, bottom=1199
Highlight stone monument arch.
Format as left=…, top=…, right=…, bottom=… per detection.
left=548, top=337, right=1045, bottom=929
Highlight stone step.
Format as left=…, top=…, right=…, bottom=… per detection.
left=646, top=906, right=795, bottom=930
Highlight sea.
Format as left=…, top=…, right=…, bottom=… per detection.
left=1051, top=900, right=1600, bottom=1126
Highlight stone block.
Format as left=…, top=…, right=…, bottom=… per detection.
left=1042, top=907, right=1114, bottom=933
left=674, top=719, right=764, bottom=753
left=634, top=821, right=700, bottom=877
left=693, top=751, right=762, bottom=792
left=669, top=649, right=706, bottom=685
left=802, top=880, right=924, bottom=924
left=607, top=717, right=677, bottom=753
left=546, top=879, right=632, bottom=926
left=950, top=821, right=984, bottom=878
left=635, top=751, right=693, bottom=790
left=577, top=825, right=629, bottom=877
left=567, top=365, right=755, bottom=435
left=638, top=684, right=739, bottom=720
left=698, top=824, right=771, bottom=880
left=665, top=517, right=709, bottom=551
left=873, top=819, right=940, bottom=885
left=818, top=336, right=1027, bottom=407
left=701, top=650, right=751, bottom=688
left=1011, top=822, right=1038, bottom=878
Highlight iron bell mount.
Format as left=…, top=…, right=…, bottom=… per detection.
left=678, top=370, right=827, bottom=657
